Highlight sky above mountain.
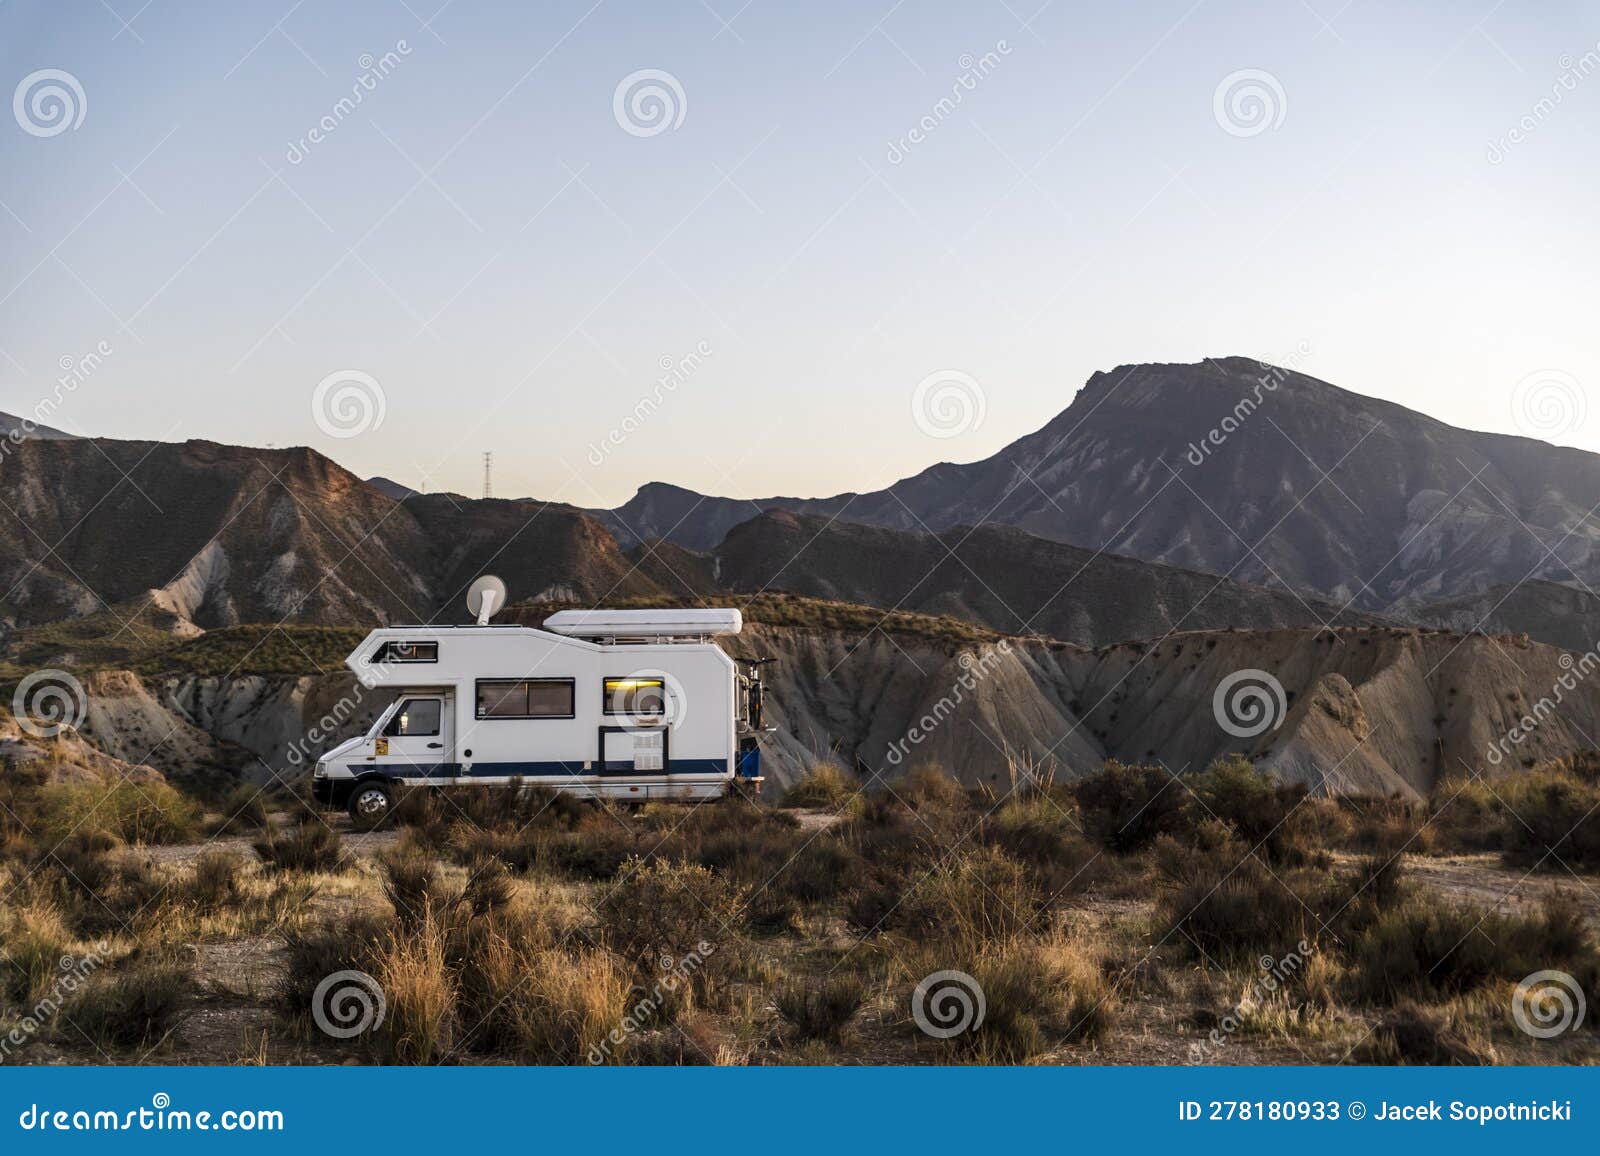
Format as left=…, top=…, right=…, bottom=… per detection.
left=2, top=0, right=1597, bottom=506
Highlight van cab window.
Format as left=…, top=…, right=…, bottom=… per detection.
left=384, top=698, right=441, bottom=737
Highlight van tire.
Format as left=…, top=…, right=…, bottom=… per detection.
left=348, top=781, right=394, bottom=830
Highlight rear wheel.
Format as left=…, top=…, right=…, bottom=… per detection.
left=348, top=781, right=394, bottom=830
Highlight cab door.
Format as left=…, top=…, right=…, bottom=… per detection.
left=376, top=694, right=453, bottom=782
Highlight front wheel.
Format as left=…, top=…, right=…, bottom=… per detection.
left=347, top=781, right=394, bottom=830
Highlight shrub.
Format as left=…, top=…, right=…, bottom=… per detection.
left=596, top=859, right=746, bottom=1010
left=64, top=954, right=190, bottom=1050
left=254, top=820, right=346, bottom=873
left=37, top=779, right=199, bottom=846
left=380, top=841, right=449, bottom=933
left=1497, top=772, right=1600, bottom=870
left=377, top=917, right=455, bottom=1064
left=0, top=899, right=73, bottom=1008
left=45, top=839, right=168, bottom=936
left=1187, top=757, right=1322, bottom=866
left=898, top=845, right=1043, bottom=947
left=510, top=948, right=635, bottom=1063
left=1072, top=761, right=1192, bottom=853
left=980, top=797, right=1106, bottom=899
left=774, top=975, right=864, bottom=1043
left=186, top=853, right=243, bottom=912
left=917, top=934, right=1114, bottom=1063
left=1349, top=894, right=1596, bottom=1005
left=210, top=784, right=270, bottom=835
left=277, top=912, right=388, bottom=1022
left=459, top=856, right=516, bottom=917
left=1356, top=1002, right=1498, bottom=1065
left=1160, top=857, right=1318, bottom=967
left=895, top=764, right=969, bottom=811
left=782, top=764, right=856, bottom=809
left=1341, top=795, right=1434, bottom=856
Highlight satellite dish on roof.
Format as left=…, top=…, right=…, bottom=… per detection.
left=467, top=575, right=507, bottom=625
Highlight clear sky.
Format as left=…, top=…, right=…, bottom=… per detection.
left=2, top=1, right=1597, bottom=507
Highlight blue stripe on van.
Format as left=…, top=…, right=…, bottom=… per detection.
left=344, top=759, right=729, bottom=779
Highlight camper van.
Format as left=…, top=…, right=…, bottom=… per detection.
left=310, top=583, right=766, bottom=826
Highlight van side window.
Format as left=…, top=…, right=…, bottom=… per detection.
left=603, top=677, right=667, bottom=717
left=384, top=698, right=441, bottom=736
left=475, top=679, right=574, bottom=720
left=374, top=641, right=438, bottom=663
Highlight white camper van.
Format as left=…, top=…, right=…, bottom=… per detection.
left=311, top=582, right=767, bottom=826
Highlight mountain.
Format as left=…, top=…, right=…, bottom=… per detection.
left=366, top=476, right=418, bottom=500
left=1413, top=580, right=1600, bottom=654
left=0, top=411, right=76, bottom=440
left=700, top=510, right=1387, bottom=646
left=1, top=431, right=1396, bottom=649
left=0, top=436, right=669, bottom=631
left=602, top=358, right=1600, bottom=613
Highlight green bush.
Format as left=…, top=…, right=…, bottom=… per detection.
left=1072, top=760, right=1192, bottom=853
left=254, top=820, right=346, bottom=873
left=37, top=779, right=199, bottom=846
left=782, top=763, right=856, bottom=809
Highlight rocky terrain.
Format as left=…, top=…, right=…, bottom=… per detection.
left=5, top=361, right=1600, bottom=804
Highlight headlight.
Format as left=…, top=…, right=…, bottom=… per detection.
left=313, top=762, right=328, bottom=778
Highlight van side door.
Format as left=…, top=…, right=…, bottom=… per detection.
left=376, top=695, right=453, bottom=782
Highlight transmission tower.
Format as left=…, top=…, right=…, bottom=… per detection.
left=482, top=452, right=493, bottom=499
